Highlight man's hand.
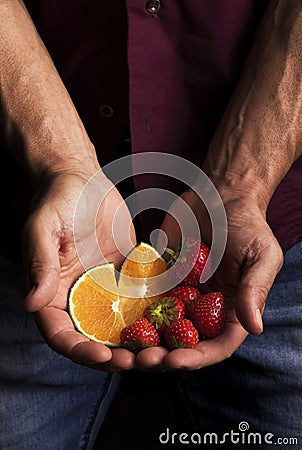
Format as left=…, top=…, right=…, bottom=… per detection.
left=135, top=189, right=283, bottom=371
left=22, top=170, right=137, bottom=371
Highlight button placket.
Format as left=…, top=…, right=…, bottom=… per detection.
left=145, top=0, right=161, bottom=16
left=99, top=104, right=114, bottom=118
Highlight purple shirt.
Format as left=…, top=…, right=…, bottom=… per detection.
left=14, top=1, right=302, bottom=253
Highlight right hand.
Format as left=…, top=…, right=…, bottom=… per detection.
left=22, top=169, right=137, bottom=371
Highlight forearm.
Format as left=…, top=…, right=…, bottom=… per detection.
left=0, top=0, right=99, bottom=179
left=203, top=0, right=302, bottom=210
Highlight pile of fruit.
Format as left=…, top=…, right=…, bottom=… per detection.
left=68, top=237, right=226, bottom=352
left=120, top=288, right=225, bottom=352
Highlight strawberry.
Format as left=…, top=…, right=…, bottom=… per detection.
left=188, top=291, right=225, bottom=338
left=143, top=297, right=185, bottom=339
left=166, top=237, right=209, bottom=286
left=120, top=318, right=159, bottom=352
left=166, top=285, right=201, bottom=308
left=164, top=319, right=199, bottom=349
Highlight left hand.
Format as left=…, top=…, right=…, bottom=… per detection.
left=135, top=189, right=283, bottom=371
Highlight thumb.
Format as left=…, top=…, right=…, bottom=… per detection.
left=22, top=214, right=61, bottom=312
left=236, top=240, right=283, bottom=335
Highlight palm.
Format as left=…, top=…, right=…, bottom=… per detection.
left=23, top=172, right=137, bottom=369
left=134, top=189, right=283, bottom=370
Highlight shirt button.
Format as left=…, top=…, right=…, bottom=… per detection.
left=145, top=0, right=161, bottom=16
left=99, top=104, right=114, bottom=118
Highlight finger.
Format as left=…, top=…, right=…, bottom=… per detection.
left=35, top=307, right=113, bottom=364
left=135, top=346, right=170, bottom=370
left=236, top=239, right=283, bottom=335
left=160, top=211, right=181, bottom=252
left=98, top=348, right=136, bottom=372
left=163, top=320, right=248, bottom=370
left=22, top=214, right=61, bottom=312
left=35, top=307, right=138, bottom=371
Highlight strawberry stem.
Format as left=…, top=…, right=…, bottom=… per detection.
left=165, top=247, right=176, bottom=257
left=165, top=247, right=179, bottom=267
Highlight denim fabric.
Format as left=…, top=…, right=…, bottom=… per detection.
left=0, top=255, right=119, bottom=450
left=179, top=242, right=302, bottom=449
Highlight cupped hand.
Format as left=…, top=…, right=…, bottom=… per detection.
left=135, top=188, right=283, bottom=371
left=22, top=169, right=137, bottom=371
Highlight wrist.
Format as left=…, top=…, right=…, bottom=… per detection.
left=201, top=165, right=272, bottom=215
left=23, top=137, right=100, bottom=182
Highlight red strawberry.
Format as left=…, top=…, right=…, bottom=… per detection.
left=165, top=319, right=199, bottom=349
left=143, top=297, right=185, bottom=339
left=166, top=285, right=201, bottom=308
left=188, top=292, right=225, bottom=338
left=120, top=318, right=159, bottom=352
left=166, top=237, right=209, bottom=286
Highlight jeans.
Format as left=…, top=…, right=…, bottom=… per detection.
left=1, top=241, right=302, bottom=450
left=0, top=255, right=119, bottom=450
left=178, top=241, right=302, bottom=449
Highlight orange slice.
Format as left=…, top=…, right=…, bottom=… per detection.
left=68, top=243, right=167, bottom=346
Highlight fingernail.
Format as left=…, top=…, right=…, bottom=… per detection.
left=256, top=309, right=263, bottom=334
